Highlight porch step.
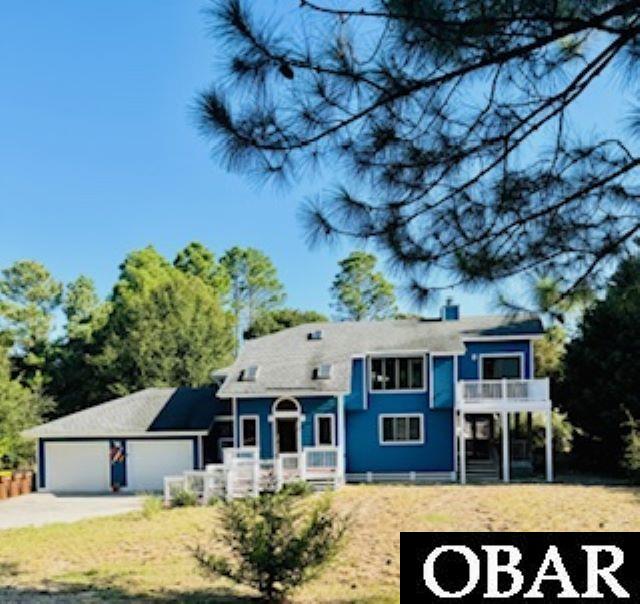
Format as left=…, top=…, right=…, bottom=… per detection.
left=466, top=458, right=500, bottom=483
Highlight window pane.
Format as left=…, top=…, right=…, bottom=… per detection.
left=318, top=417, right=333, bottom=445
left=396, top=417, right=408, bottom=440
left=409, top=417, right=421, bottom=440
left=371, top=358, right=384, bottom=390
left=398, top=358, right=409, bottom=389
left=242, top=418, right=257, bottom=446
left=482, top=357, right=521, bottom=379
left=410, top=358, right=423, bottom=388
left=383, top=418, right=394, bottom=441
left=276, top=399, right=298, bottom=411
left=385, top=359, right=396, bottom=390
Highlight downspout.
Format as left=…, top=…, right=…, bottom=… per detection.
left=337, top=394, right=346, bottom=484
left=232, top=397, right=238, bottom=448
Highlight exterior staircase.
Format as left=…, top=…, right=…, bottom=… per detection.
left=466, top=455, right=500, bottom=483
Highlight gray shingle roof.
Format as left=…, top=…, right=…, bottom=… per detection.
left=23, top=387, right=217, bottom=438
left=218, top=315, right=543, bottom=397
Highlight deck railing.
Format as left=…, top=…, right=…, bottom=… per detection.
left=458, top=378, right=550, bottom=405
left=164, top=446, right=341, bottom=505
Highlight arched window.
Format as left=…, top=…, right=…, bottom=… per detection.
left=273, top=398, right=300, bottom=413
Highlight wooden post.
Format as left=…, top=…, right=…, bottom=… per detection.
left=459, top=411, right=466, bottom=484
left=545, top=409, right=554, bottom=482
left=337, top=395, right=346, bottom=485
left=501, top=411, right=510, bottom=483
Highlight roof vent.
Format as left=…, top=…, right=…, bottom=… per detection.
left=314, top=363, right=332, bottom=380
left=241, top=365, right=259, bottom=382
left=307, top=329, right=323, bottom=341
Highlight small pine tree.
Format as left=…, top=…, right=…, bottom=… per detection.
left=194, top=485, right=346, bottom=602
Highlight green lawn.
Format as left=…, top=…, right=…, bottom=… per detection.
left=1, top=483, right=639, bottom=602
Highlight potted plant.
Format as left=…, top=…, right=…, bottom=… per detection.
left=20, top=471, right=33, bottom=495
left=0, top=471, right=10, bottom=500
left=9, top=472, right=21, bottom=498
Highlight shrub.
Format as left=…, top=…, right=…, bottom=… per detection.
left=532, top=409, right=575, bottom=455
left=171, top=489, right=198, bottom=508
left=194, top=487, right=347, bottom=602
left=622, top=412, right=640, bottom=483
left=141, top=495, right=163, bottom=519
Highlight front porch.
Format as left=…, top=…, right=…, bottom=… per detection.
left=456, top=378, right=553, bottom=484
left=163, top=445, right=341, bottom=504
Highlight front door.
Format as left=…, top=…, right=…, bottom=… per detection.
left=465, top=415, right=493, bottom=460
left=276, top=418, right=298, bottom=454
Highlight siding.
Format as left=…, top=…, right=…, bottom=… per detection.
left=345, top=358, right=366, bottom=411
left=345, top=392, right=454, bottom=473
left=432, top=356, right=455, bottom=409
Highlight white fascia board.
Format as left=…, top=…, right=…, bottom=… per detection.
left=462, top=335, right=544, bottom=342
left=25, top=430, right=208, bottom=439
left=230, top=391, right=348, bottom=399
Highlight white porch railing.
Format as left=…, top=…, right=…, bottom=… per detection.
left=458, top=378, right=550, bottom=407
left=163, top=445, right=341, bottom=506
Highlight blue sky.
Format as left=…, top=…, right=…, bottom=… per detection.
left=0, top=2, right=626, bottom=321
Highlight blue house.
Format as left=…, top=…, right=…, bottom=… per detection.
left=215, top=302, right=553, bottom=485
left=25, top=303, right=553, bottom=492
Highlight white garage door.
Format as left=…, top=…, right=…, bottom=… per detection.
left=126, top=440, right=194, bottom=492
left=45, top=441, right=110, bottom=493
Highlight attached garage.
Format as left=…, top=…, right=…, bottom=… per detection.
left=24, top=387, right=219, bottom=493
left=45, top=441, right=110, bottom=493
left=126, top=439, right=194, bottom=491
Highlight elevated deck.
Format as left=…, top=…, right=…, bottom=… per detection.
left=456, top=378, right=551, bottom=412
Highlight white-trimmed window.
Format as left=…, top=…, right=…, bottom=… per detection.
left=480, top=353, right=523, bottom=380
left=370, top=356, right=425, bottom=391
left=379, top=414, right=424, bottom=445
left=239, top=415, right=259, bottom=448
left=314, top=414, right=335, bottom=446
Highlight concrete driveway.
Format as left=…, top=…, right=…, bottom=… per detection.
left=0, top=493, right=143, bottom=530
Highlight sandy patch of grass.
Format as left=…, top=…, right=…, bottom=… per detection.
left=0, top=483, right=638, bottom=602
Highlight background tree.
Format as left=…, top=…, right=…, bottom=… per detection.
left=220, top=246, right=285, bottom=351
left=45, top=277, right=112, bottom=417
left=244, top=308, right=328, bottom=339
left=199, top=0, right=640, bottom=303
left=94, top=247, right=234, bottom=397
left=174, top=241, right=230, bottom=295
left=0, top=346, right=50, bottom=468
left=497, top=274, right=593, bottom=380
left=0, top=260, right=62, bottom=388
left=331, top=251, right=396, bottom=321
left=561, top=255, right=640, bottom=474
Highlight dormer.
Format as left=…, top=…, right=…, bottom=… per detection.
left=313, top=363, right=332, bottom=380
left=240, top=365, right=259, bottom=382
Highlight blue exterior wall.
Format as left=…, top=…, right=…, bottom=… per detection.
left=432, top=356, right=455, bottom=409
left=458, top=340, right=532, bottom=380
left=345, top=358, right=366, bottom=411
left=346, top=392, right=454, bottom=473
